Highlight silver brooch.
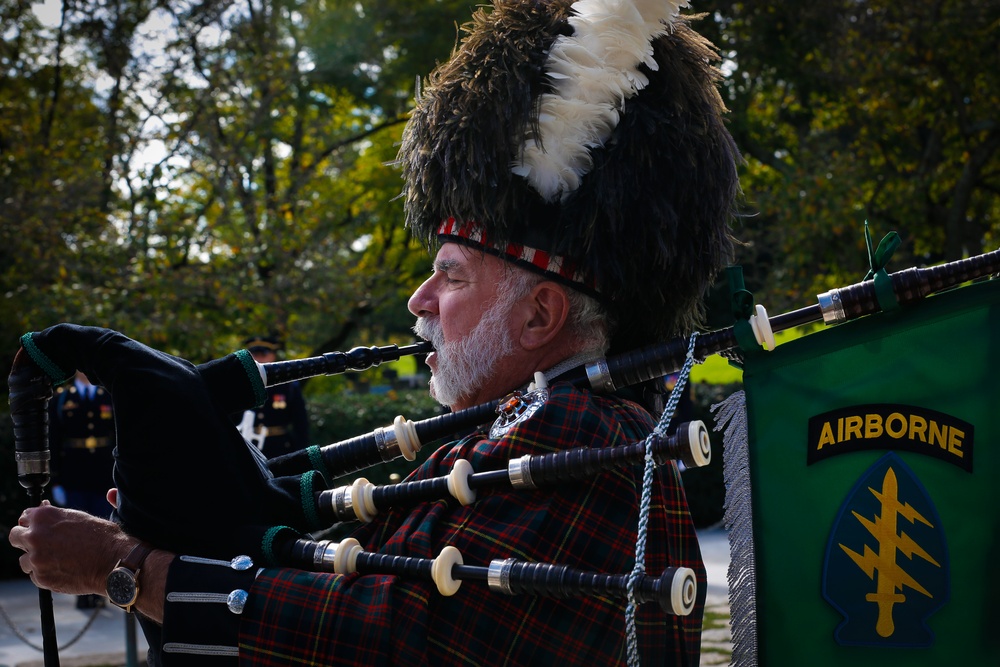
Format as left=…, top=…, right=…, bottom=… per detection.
left=489, top=389, right=549, bottom=438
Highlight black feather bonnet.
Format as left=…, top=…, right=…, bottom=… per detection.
left=397, top=0, right=741, bottom=352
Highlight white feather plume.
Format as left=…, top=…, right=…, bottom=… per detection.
left=512, top=0, right=689, bottom=202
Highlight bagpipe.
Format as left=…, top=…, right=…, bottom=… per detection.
left=10, top=247, right=1000, bottom=666
left=9, top=326, right=710, bottom=666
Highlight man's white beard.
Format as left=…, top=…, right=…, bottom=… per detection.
left=414, top=296, right=518, bottom=408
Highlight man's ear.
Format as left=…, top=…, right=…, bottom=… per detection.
left=518, top=281, right=570, bottom=350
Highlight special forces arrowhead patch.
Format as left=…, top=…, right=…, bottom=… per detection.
left=822, top=452, right=949, bottom=648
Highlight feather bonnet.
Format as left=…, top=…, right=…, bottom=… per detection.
left=397, top=0, right=741, bottom=352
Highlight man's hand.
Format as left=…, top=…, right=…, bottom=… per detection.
left=8, top=501, right=128, bottom=596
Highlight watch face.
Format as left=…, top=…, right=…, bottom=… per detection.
left=106, top=568, right=137, bottom=606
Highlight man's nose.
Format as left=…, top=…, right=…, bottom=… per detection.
left=408, top=277, right=438, bottom=318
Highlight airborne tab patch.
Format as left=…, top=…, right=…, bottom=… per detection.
left=823, top=453, right=949, bottom=648
left=807, top=403, right=973, bottom=472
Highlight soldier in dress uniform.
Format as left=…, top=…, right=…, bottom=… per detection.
left=239, top=336, right=310, bottom=458
left=49, top=370, right=116, bottom=608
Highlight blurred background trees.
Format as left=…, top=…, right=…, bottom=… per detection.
left=1, top=0, right=471, bottom=368
left=700, top=0, right=999, bottom=312
left=3, top=0, right=997, bottom=360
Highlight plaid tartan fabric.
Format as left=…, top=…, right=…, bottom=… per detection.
left=238, top=383, right=705, bottom=665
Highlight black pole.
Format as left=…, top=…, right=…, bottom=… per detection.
left=10, top=349, right=61, bottom=667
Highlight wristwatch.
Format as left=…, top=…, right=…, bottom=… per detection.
left=106, top=541, right=153, bottom=613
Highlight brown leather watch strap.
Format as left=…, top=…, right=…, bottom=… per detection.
left=120, top=541, right=153, bottom=573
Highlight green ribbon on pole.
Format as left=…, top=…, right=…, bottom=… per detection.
left=726, top=265, right=761, bottom=362
left=863, top=221, right=901, bottom=313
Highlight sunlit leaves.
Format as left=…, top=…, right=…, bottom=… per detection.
left=703, top=0, right=999, bottom=312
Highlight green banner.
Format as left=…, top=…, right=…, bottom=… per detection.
left=741, top=277, right=1000, bottom=665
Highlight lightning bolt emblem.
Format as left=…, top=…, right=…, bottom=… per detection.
left=839, top=466, right=942, bottom=637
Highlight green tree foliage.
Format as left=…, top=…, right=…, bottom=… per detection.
left=3, top=0, right=997, bottom=366
left=1, top=0, right=134, bottom=373
left=0, top=0, right=478, bottom=372
left=15, top=0, right=994, bottom=363
left=700, top=0, right=1000, bottom=310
